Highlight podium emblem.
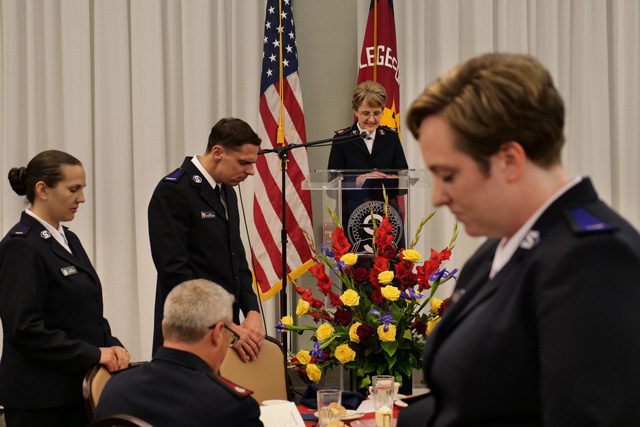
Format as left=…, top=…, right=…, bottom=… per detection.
left=347, top=200, right=403, bottom=254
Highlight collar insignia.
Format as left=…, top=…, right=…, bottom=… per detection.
left=192, top=175, right=203, bottom=184
left=40, top=230, right=51, bottom=240
left=520, top=230, right=540, bottom=250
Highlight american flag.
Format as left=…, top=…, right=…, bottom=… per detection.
left=251, top=0, right=314, bottom=300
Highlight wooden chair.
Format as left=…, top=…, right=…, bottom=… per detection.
left=83, top=365, right=112, bottom=419
left=219, top=335, right=292, bottom=404
left=86, top=414, right=152, bottom=427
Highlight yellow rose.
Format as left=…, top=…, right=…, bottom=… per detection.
left=377, top=324, right=397, bottom=342
left=340, top=289, right=360, bottom=307
left=349, top=322, right=362, bottom=343
left=296, top=299, right=310, bottom=316
left=430, top=297, right=443, bottom=312
left=296, top=349, right=311, bottom=365
left=340, top=253, right=358, bottom=267
left=306, top=363, right=322, bottom=382
left=402, top=249, right=422, bottom=262
left=316, top=323, right=334, bottom=341
left=380, top=285, right=400, bottom=301
left=427, top=316, right=441, bottom=335
left=334, top=344, right=356, bottom=364
left=378, top=270, right=394, bottom=285
left=281, top=315, right=293, bottom=326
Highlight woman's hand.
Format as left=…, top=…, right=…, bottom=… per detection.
left=356, top=170, right=390, bottom=188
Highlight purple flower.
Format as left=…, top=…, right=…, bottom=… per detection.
left=430, top=268, right=458, bottom=283
left=309, top=341, right=324, bottom=360
left=321, top=244, right=335, bottom=259
left=400, top=287, right=423, bottom=300
left=275, top=320, right=286, bottom=337
left=369, top=309, right=397, bottom=332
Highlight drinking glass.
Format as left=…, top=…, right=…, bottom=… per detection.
left=317, top=388, right=342, bottom=427
left=372, top=375, right=394, bottom=427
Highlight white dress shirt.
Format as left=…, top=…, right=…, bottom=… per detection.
left=191, top=155, right=227, bottom=215
left=25, top=208, right=72, bottom=254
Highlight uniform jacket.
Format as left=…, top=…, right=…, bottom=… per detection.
left=328, top=123, right=409, bottom=251
left=398, top=178, right=640, bottom=427
left=327, top=123, right=408, bottom=171
left=94, top=346, right=263, bottom=427
left=148, top=157, right=259, bottom=351
left=0, top=212, right=121, bottom=408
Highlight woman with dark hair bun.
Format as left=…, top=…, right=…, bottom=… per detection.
left=0, top=150, right=129, bottom=427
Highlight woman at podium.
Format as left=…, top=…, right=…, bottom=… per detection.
left=327, top=80, right=408, bottom=253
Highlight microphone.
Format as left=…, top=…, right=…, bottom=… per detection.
left=258, top=129, right=368, bottom=155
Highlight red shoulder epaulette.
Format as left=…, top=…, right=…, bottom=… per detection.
left=210, top=373, right=254, bottom=398
left=334, top=126, right=353, bottom=136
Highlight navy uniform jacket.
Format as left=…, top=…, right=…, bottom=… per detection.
left=328, top=124, right=408, bottom=250
left=95, top=347, right=263, bottom=427
left=0, top=212, right=121, bottom=409
left=327, top=123, right=408, bottom=172
left=148, top=157, right=259, bottom=351
left=398, top=178, right=640, bottom=427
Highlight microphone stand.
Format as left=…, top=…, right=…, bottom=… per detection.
left=258, top=131, right=366, bottom=350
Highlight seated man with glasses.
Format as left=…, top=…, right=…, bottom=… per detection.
left=94, top=279, right=263, bottom=426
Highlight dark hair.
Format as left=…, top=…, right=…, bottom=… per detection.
left=206, top=117, right=261, bottom=153
left=407, top=53, right=565, bottom=173
left=8, top=150, right=82, bottom=203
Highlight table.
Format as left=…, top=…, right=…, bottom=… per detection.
left=298, top=404, right=401, bottom=426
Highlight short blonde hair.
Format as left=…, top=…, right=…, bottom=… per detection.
left=407, top=53, right=565, bottom=173
left=352, top=80, right=387, bottom=111
left=162, top=279, right=234, bottom=344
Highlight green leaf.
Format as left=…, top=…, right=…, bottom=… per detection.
left=381, top=340, right=399, bottom=357
left=360, top=375, right=371, bottom=389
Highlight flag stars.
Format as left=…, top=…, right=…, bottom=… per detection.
left=282, top=11, right=288, bottom=19
left=269, top=54, right=277, bottom=62
left=288, top=31, right=295, bottom=39
left=266, top=69, right=273, bottom=77
left=284, top=0, right=290, bottom=4
left=272, top=40, right=280, bottom=48
left=285, top=45, right=293, bottom=53
left=277, top=25, right=283, bottom=33
left=283, top=59, right=289, bottom=67
left=268, top=6, right=275, bottom=14
left=265, top=21, right=271, bottom=29
left=264, top=36, right=268, bottom=44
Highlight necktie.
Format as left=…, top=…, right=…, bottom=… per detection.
left=214, top=184, right=226, bottom=217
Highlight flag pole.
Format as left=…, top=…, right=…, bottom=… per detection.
left=276, top=0, right=289, bottom=351
left=373, top=0, right=378, bottom=81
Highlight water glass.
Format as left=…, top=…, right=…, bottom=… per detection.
left=317, top=388, right=342, bottom=427
left=372, top=375, right=394, bottom=427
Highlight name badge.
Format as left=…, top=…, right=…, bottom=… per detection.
left=201, top=211, right=216, bottom=219
left=61, top=266, right=78, bottom=277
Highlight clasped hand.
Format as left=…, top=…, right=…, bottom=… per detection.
left=99, top=346, right=130, bottom=372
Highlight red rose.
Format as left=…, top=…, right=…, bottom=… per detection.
left=333, top=308, right=353, bottom=326
left=352, top=267, right=369, bottom=283
left=437, top=297, right=452, bottom=316
left=371, top=288, right=384, bottom=305
left=356, top=323, right=374, bottom=341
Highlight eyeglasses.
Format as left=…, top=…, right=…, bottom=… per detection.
left=209, top=322, right=240, bottom=347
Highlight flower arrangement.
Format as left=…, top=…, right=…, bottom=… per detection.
left=276, top=198, right=458, bottom=391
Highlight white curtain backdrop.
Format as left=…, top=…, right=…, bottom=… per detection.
left=1, top=0, right=638, bottom=361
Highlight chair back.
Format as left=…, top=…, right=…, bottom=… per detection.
left=86, top=414, right=152, bottom=427
left=83, top=365, right=112, bottom=419
left=219, top=335, right=290, bottom=404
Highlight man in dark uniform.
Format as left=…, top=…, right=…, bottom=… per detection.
left=398, top=53, right=640, bottom=426
left=328, top=80, right=408, bottom=253
left=95, top=279, right=263, bottom=426
left=148, top=118, right=264, bottom=362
